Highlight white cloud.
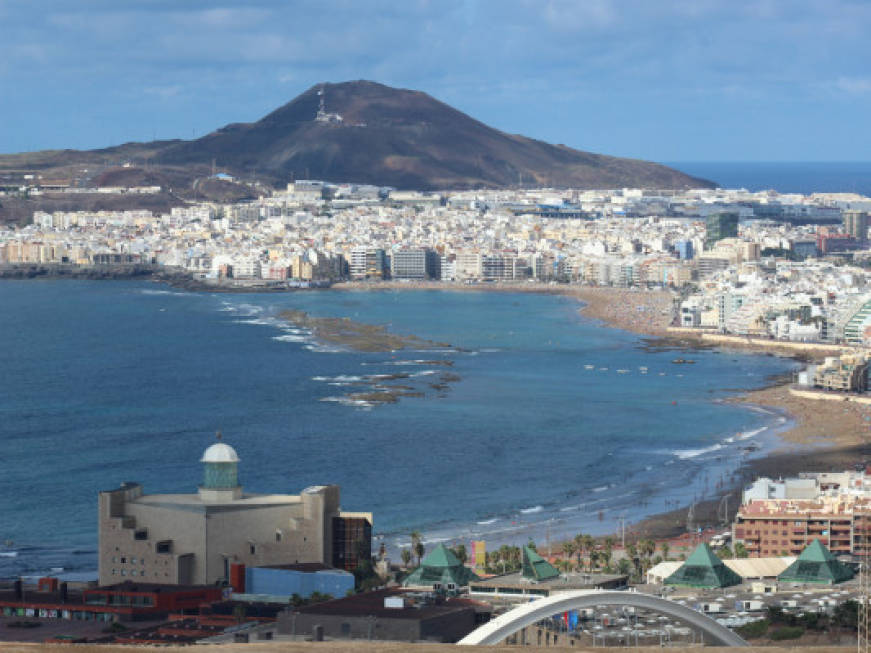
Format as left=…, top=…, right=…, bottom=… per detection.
left=835, top=76, right=871, bottom=95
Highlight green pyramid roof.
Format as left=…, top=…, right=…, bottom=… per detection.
left=418, top=544, right=462, bottom=569
left=664, top=543, right=742, bottom=588
left=522, top=546, right=560, bottom=581
left=778, top=539, right=854, bottom=584
left=403, top=544, right=480, bottom=588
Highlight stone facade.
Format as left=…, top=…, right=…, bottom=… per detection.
left=98, top=442, right=370, bottom=586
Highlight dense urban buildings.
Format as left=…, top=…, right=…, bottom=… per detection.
left=5, top=183, right=871, bottom=347
left=733, top=469, right=871, bottom=557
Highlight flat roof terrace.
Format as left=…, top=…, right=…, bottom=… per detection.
left=470, top=571, right=627, bottom=599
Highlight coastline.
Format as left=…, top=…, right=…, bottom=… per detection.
left=335, top=281, right=871, bottom=548
left=4, top=274, right=865, bottom=553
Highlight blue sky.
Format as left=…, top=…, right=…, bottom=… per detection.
left=1, top=0, right=869, bottom=161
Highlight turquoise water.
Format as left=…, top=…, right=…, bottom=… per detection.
left=0, top=282, right=796, bottom=576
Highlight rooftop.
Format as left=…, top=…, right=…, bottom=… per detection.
left=292, top=588, right=482, bottom=620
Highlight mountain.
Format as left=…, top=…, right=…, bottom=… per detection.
left=0, top=81, right=713, bottom=205
left=155, top=80, right=711, bottom=190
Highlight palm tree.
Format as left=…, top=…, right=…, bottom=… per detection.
left=639, top=539, right=656, bottom=571
left=410, top=531, right=423, bottom=565
left=626, top=542, right=639, bottom=578
left=454, top=543, right=468, bottom=565
left=617, top=558, right=632, bottom=576
left=573, top=533, right=585, bottom=568
left=400, top=548, right=412, bottom=568
left=660, top=541, right=670, bottom=561
left=581, top=534, right=594, bottom=572
left=602, top=536, right=615, bottom=570
left=562, top=541, right=576, bottom=567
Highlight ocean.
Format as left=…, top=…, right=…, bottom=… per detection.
left=667, top=161, right=871, bottom=197
left=0, top=281, right=797, bottom=577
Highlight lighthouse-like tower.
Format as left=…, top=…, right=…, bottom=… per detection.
left=198, top=434, right=242, bottom=502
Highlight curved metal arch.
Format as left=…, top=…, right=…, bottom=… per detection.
left=457, top=589, right=747, bottom=646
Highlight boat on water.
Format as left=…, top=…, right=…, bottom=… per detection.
left=617, top=369, right=630, bottom=374
left=584, top=364, right=595, bottom=370
left=671, top=358, right=696, bottom=364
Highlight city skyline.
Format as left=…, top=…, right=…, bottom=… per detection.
left=1, top=0, right=870, bottom=161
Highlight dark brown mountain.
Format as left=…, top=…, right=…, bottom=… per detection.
left=156, top=80, right=711, bottom=190
left=0, top=81, right=713, bottom=205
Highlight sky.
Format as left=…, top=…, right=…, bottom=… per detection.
left=1, top=0, right=870, bottom=161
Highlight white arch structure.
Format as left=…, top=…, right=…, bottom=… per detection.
left=457, top=589, right=747, bottom=646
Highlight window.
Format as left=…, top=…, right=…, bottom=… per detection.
left=156, top=541, right=172, bottom=554
left=120, top=557, right=127, bottom=564
left=249, top=544, right=256, bottom=555
left=121, top=570, right=127, bottom=576
left=134, top=529, right=148, bottom=541
left=131, top=557, right=137, bottom=564
left=275, top=531, right=282, bottom=542
left=111, top=569, right=117, bottom=575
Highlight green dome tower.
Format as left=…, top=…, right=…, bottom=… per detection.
left=198, top=436, right=242, bottom=502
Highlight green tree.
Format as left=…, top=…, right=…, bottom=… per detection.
left=454, top=543, right=468, bottom=565
left=410, top=531, right=424, bottom=565
left=626, top=542, right=640, bottom=579
left=400, top=548, right=412, bottom=568
left=573, top=533, right=585, bottom=568
left=734, top=542, right=748, bottom=558
left=562, top=541, right=576, bottom=567
left=580, top=534, right=594, bottom=571
left=617, top=558, right=632, bottom=576
left=602, top=536, right=615, bottom=570
left=833, top=600, right=858, bottom=629
left=660, top=541, right=670, bottom=561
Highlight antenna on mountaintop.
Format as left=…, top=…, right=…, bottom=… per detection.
left=216, top=430, right=222, bottom=441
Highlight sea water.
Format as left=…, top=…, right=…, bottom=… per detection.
left=668, top=161, right=871, bottom=197
left=0, top=281, right=796, bottom=576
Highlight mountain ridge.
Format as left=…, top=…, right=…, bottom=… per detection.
left=0, top=80, right=714, bottom=194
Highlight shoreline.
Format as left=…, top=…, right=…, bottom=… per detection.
left=335, top=281, right=871, bottom=550
left=5, top=274, right=867, bottom=555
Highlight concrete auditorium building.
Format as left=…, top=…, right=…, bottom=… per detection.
left=98, top=438, right=372, bottom=587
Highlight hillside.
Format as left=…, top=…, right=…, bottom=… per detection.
left=155, top=81, right=711, bottom=190
left=0, top=81, right=713, bottom=218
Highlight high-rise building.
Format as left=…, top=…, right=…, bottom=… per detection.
left=843, top=210, right=869, bottom=243
left=350, top=247, right=387, bottom=280
left=390, top=248, right=439, bottom=280
left=705, top=212, right=739, bottom=248
left=98, top=439, right=372, bottom=586
left=675, top=240, right=694, bottom=260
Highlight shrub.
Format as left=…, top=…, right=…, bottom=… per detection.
left=770, top=626, right=804, bottom=641
left=736, top=619, right=769, bottom=638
